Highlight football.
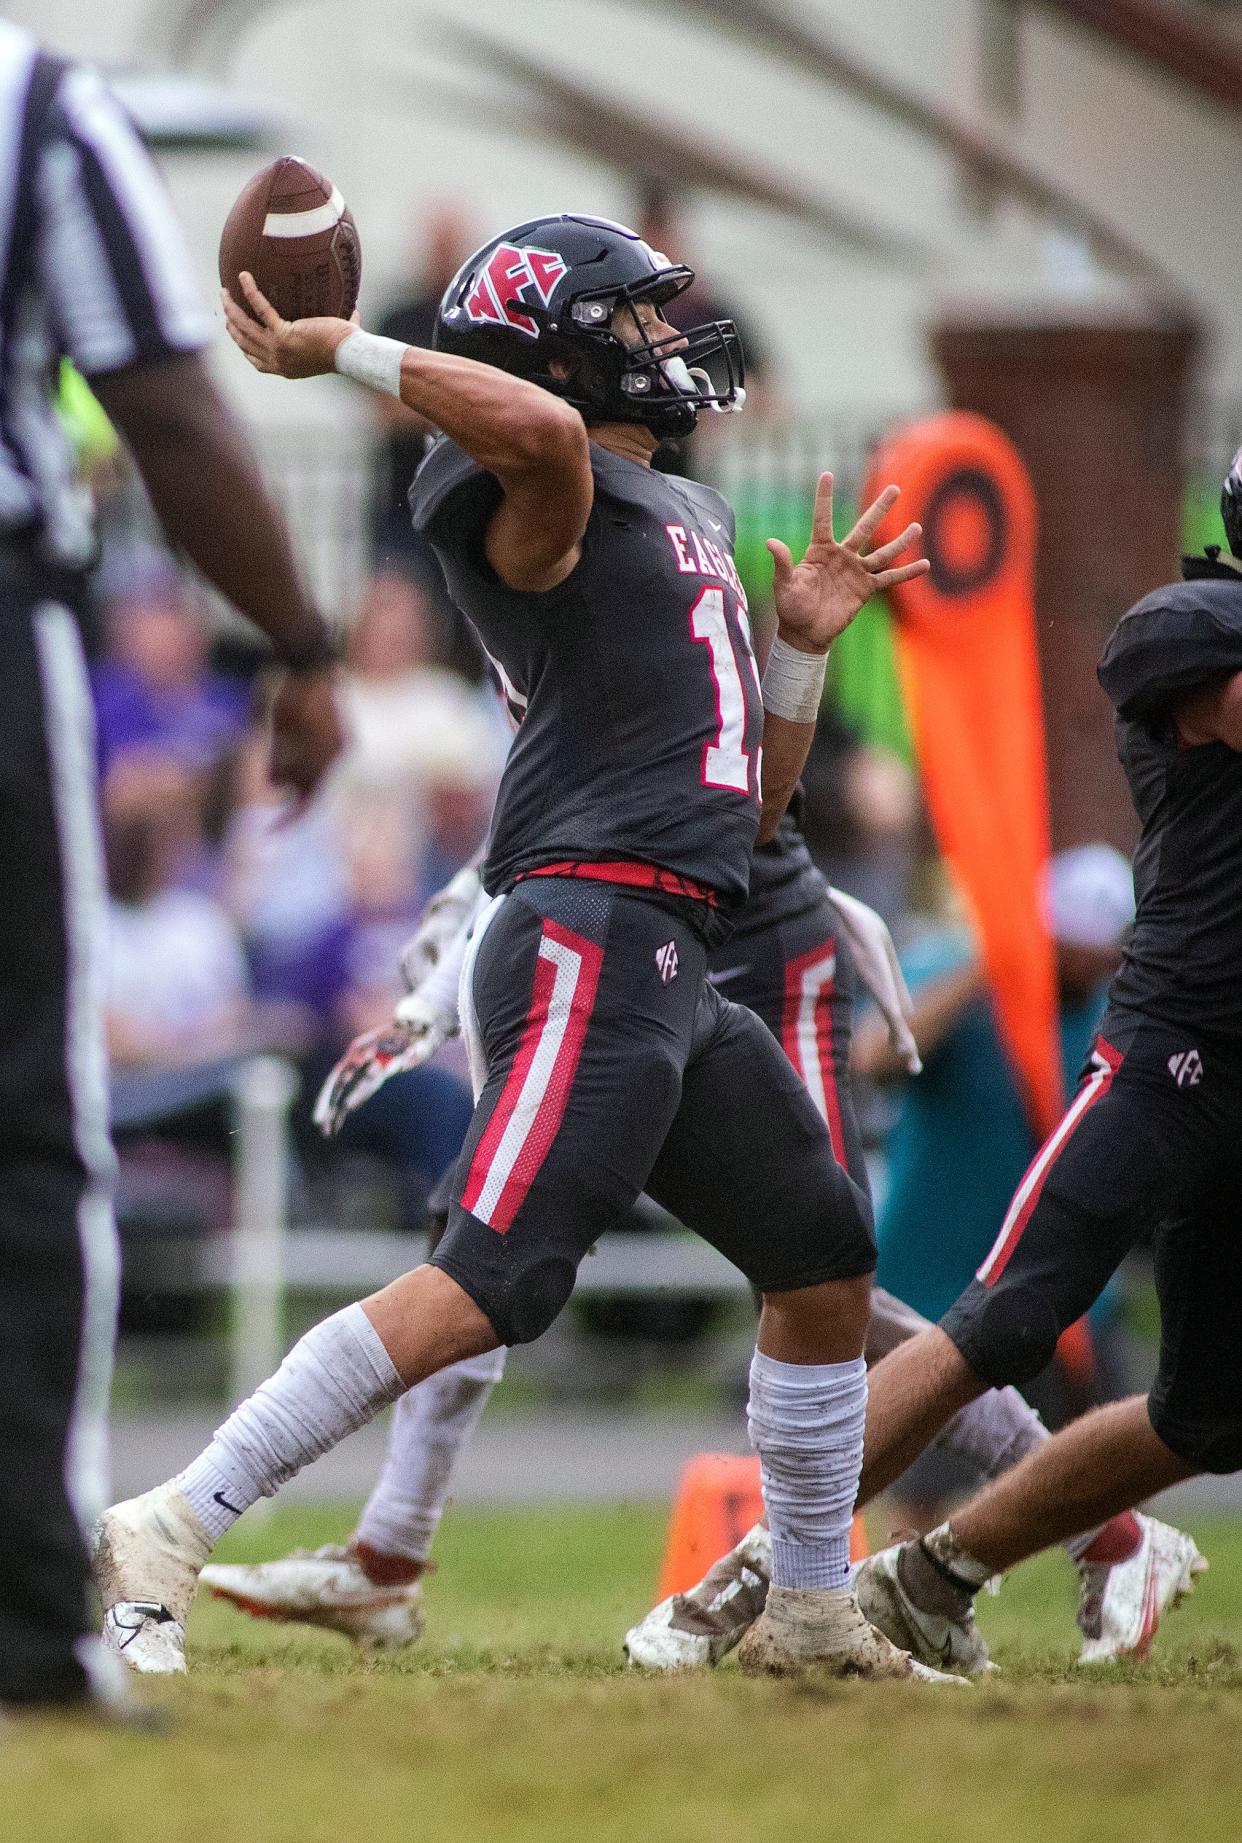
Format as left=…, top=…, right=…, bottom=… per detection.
left=218, top=156, right=362, bottom=322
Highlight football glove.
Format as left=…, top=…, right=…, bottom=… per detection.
left=828, top=885, right=922, bottom=1075
left=398, top=864, right=482, bottom=991
left=312, top=991, right=457, bottom=1139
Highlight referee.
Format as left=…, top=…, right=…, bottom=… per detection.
left=0, top=24, right=343, bottom=1712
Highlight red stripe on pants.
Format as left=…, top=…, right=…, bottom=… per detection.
left=780, top=941, right=845, bottom=1163
left=978, top=1035, right=1122, bottom=1289
left=460, top=918, right=603, bottom=1233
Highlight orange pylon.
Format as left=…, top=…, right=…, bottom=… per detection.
left=657, top=1452, right=867, bottom=1600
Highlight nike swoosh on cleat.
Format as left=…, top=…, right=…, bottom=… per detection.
left=109, top=1603, right=175, bottom=1647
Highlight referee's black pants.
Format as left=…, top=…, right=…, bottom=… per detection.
left=0, top=569, right=119, bottom=1704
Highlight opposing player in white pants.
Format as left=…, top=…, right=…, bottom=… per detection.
left=192, top=868, right=1199, bottom=1672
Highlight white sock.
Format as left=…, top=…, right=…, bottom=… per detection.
left=176, top=1303, right=404, bottom=1541
left=353, top=1348, right=507, bottom=1563
left=932, top=1386, right=1103, bottom=1561
left=747, top=1349, right=866, bottom=1591
left=935, top=1385, right=1048, bottom=1480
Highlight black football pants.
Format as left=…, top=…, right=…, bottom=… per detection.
left=431, top=877, right=875, bottom=1345
left=942, top=1006, right=1242, bottom=1472
left=0, top=576, right=119, bottom=1704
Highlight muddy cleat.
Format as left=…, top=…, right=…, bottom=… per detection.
left=93, top=1484, right=212, bottom=1676
left=200, top=1546, right=425, bottom=1651
left=736, top=1583, right=969, bottom=1683
left=625, top=1523, right=770, bottom=1670
left=855, top=1540, right=993, bottom=1677
left=1077, top=1514, right=1207, bottom=1665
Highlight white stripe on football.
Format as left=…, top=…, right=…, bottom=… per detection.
left=263, top=186, right=345, bottom=239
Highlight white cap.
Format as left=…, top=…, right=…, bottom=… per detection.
left=1043, top=845, right=1135, bottom=950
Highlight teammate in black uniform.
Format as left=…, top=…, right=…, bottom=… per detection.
left=819, top=472, right=1242, bottom=1670
left=95, top=214, right=944, bottom=1681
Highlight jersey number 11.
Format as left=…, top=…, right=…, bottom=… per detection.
left=689, top=586, right=761, bottom=795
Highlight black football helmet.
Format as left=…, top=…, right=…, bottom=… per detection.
left=1222, top=445, right=1242, bottom=558
left=434, top=214, right=745, bottom=438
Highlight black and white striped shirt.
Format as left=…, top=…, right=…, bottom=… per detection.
left=0, top=23, right=210, bottom=567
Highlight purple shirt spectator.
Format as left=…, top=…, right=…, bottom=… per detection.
left=92, top=550, right=249, bottom=775
left=92, top=660, right=248, bottom=776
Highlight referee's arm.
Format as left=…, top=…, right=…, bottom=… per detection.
left=37, top=64, right=342, bottom=796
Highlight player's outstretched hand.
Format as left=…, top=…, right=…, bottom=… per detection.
left=313, top=993, right=458, bottom=1138
left=221, top=272, right=356, bottom=380
left=767, top=474, right=929, bottom=654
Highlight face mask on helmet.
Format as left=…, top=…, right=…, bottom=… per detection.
left=567, top=272, right=746, bottom=438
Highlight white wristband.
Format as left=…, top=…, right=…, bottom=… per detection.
left=333, top=330, right=406, bottom=398
left=762, top=634, right=828, bottom=724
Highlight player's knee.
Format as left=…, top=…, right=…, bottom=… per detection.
left=941, top=1280, right=1062, bottom=1388
left=1148, top=1400, right=1242, bottom=1475
left=488, top=1255, right=580, bottom=1346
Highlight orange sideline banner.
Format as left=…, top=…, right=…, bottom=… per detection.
left=861, top=411, right=1062, bottom=1141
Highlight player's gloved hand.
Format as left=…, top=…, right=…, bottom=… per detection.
left=312, top=991, right=457, bottom=1139
left=828, top=885, right=923, bottom=1075
left=397, top=865, right=483, bottom=992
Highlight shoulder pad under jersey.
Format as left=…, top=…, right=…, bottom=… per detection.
left=669, top=474, right=736, bottom=545
left=407, top=436, right=494, bottom=536
left=1097, top=579, right=1242, bottom=719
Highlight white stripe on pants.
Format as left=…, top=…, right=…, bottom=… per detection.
left=34, top=603, right=119, bottom=1531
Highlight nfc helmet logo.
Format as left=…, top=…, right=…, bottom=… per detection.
left=463, top=243, right=568, bottom=339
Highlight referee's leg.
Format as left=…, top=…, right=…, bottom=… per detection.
left=0, top=594, right=119, bottom=1705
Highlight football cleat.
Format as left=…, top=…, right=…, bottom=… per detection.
left=736, top=1583, right=969, bottom=1683
left=1076, top=1513, right=1207, bottom=1664
left=200, top=1545, right=425, bottom=1650
left=92, top=1483, right=211, bottom=1676
left=624, top=1523, right=770, bottom=1670
left=854, top=1541, right=994, bottom=1677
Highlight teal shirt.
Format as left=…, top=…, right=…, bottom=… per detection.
left=874, top=929, right=1105, bottom=1325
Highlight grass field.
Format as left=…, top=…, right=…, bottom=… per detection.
left=8, top=1501, right=1242, bottom=1843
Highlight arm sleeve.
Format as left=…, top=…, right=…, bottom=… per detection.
left=35, top=63, right=211, bottom=378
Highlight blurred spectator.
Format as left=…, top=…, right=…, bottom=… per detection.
left=224, top=725, right=353, bottom=1033
left=224, top=713, right=477, bottom=1231
left=103, top=754, right=252, bottom=1069
left=371, top=205, right=474, bottom=529
left=92, top=551, right=248, bottom=778
left=334, top=571, right=505, bottom=841
left=299, top=815, right=474, bottom=1233
left=636, top=182, right=782, bottom=428
left=369, top=204, right=482, bottom=678
left=797, top=704, right=919, bottom=924
left=854, top=845, right=1135, bottom=1440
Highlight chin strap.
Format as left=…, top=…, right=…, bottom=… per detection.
left=659, top=353, right=745, bottom=416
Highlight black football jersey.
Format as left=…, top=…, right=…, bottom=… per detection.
left=732, top=788, right=828, bottom=941
left=410, top=436, right=764, bottom=921
left=1097, top=553, right=1242, bottom=1037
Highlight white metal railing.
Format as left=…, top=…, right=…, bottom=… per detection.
left=117, top=1055, right=752, bottom=1400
